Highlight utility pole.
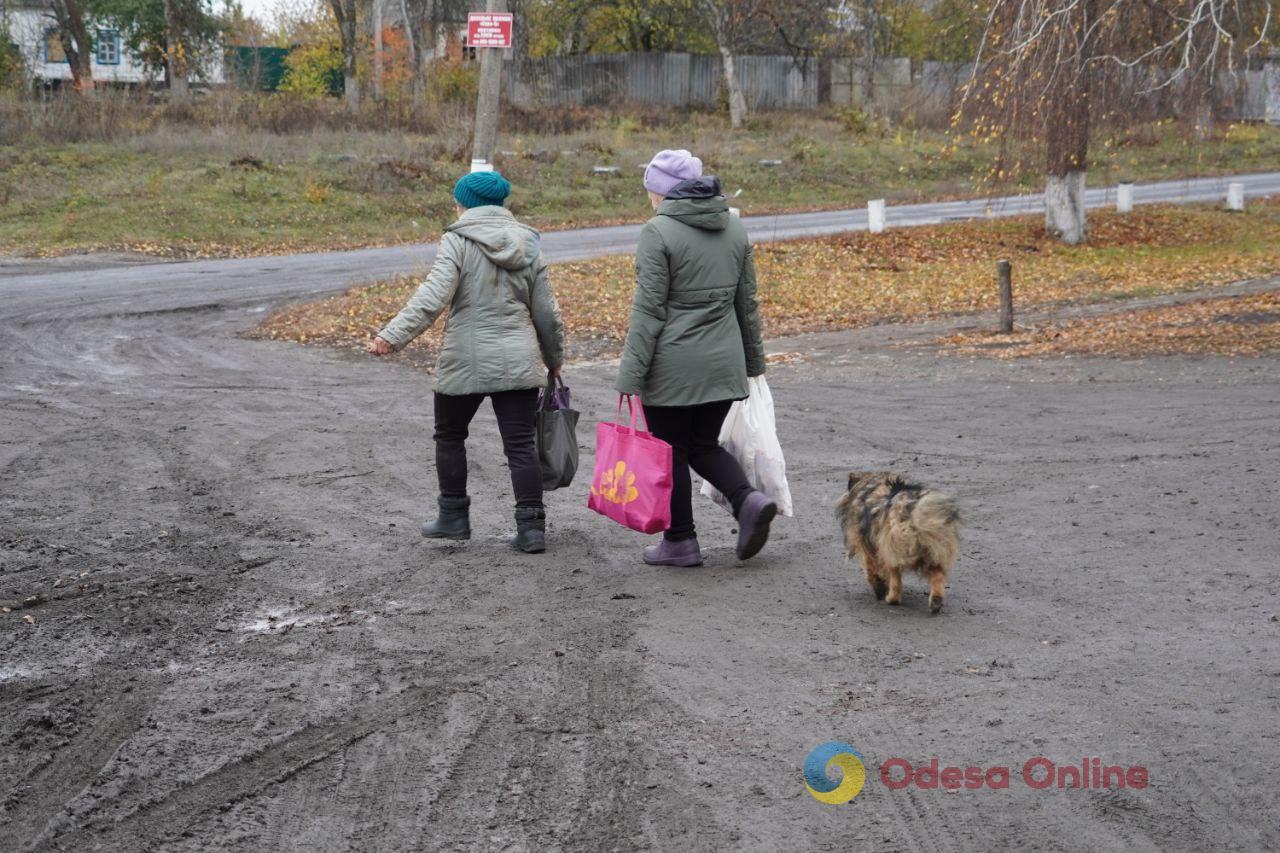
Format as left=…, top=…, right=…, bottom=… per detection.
left=470, top=0, right=509, bottom=167
left=373, top=0, right=383, bottom=101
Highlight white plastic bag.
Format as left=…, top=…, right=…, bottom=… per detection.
left=700, top=375, right=794, bottom=517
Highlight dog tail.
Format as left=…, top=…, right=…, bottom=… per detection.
left=911, top=492, right=960, bottom=570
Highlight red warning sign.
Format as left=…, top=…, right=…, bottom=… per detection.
left=467, top=12, right=514, bottom=49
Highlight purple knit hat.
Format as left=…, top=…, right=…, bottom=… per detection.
left=643, top=149, right=703, bottom=197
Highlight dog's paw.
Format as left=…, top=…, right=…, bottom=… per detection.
left=929, top=596, right=944, bottom=615
left=870, top=579, right=888, bottom=601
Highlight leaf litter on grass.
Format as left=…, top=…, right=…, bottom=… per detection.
left=937, top=291, right=1280, bottom=359
left=249, top=201, right=1280, bottom=366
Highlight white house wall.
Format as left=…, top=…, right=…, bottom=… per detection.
left=7, top=6, right=224, bottom=86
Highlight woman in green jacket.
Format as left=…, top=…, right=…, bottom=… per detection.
left=615, top=149, right=776, bottom=567
left=369, top=171, right=565, bottom=553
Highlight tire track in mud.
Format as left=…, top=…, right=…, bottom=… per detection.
left=167, top=593, right=723, bottom=851
left=3, top=409, right=327, bottom=850
left=244, top=627, right=462, bottom=852
left=2, top=680, right=159, bottom=847
left=9, top=367, right=717, bottom=849
left=33, top=679, right=451, bottom=852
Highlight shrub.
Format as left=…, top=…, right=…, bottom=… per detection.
left=0, top=29, right=24, bottom=93
left=280, top=37, right=343, bottom=98
left=429, top=60, right=478, bottom=104
left=832, top=105, right=872, bottom=134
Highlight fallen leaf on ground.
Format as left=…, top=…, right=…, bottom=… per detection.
left=249, top=201, right=1280, bottom=365
left=936, top=290, right=1280, bottom=358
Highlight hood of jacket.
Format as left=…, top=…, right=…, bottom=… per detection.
left=657, top=176, right=729, bottom=231
left=446, top=205, right=541, bottom=270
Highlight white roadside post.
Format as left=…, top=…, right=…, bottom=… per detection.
left=1116, top=182, right=1134, bottom=214
left=470, top=159, right=494, bottom=173
left=1226, top=182, right=1245, bottom=212
left=868, top=199, right=886, bottom=234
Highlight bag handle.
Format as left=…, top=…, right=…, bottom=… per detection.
left=541, top=370, right=560, bottom=411
left=616, top=394, right=649, bottom=433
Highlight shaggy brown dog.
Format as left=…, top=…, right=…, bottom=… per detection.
left=836, top=472, right=960, bottom=614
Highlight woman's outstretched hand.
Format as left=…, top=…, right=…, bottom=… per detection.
left=368, top=336, right=394, bottom=356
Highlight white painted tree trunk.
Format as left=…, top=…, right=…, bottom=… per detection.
left=719, top=46, right=746, bottom=129
left=1045, top=170, right=1087, bottom=245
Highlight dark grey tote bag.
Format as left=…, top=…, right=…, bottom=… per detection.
left=536, top=371, right=579, bottom=490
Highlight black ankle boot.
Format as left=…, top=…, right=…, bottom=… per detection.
left=421, top=496, right=471, bottom=540
left=510, top=506, right=546, bottom=553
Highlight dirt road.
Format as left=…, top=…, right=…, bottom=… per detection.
left=3, top=249, right=1279, bottom=851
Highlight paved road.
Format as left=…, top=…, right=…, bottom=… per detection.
left=3, top=171, right=1278, bottom=321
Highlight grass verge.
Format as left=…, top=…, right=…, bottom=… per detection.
left=935, top=291, right=1280, bottom=358
left=250, top=200, right=1280, bottom=366
left=3, top=115, right=1279, bottom=258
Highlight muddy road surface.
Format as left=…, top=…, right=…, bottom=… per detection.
left=2, top=258, right=1278, bottom=852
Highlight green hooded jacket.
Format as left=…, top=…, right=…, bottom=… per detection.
left=378, top=206, right=565, bottom=396
left=615, top=181, right=766, bottom=407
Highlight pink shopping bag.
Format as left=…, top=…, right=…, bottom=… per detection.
left=587, top=396, right=673, bottom=534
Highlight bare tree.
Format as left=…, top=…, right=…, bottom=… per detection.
left=49, top=0, right=94, bottom=93
left=696, top=0, right=764, bottom=128
left=398, top=0, right=465, bottom=102
left=965, top=0, right=1272, bottom=244
left=329, top=0, right=358, bottom=108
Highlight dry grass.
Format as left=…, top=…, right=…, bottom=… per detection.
left=4, top=95, right=1279, bottom=259
left=936, top=290, right=1280, bottom=358
left=249, top=200, right=1280, bottom=367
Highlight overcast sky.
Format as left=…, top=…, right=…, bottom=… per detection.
left=235, top=0, right=286, bottom=25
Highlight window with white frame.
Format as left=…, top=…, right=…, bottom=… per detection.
left=96, top=29, right=119, bottom=65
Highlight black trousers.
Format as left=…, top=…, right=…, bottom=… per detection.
left=433, top=389, right=542, bottom=509
left=645, top=400, right=754, bottom=542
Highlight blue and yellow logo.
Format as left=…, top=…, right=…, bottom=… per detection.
left=804, top=742, right=866, bottom=804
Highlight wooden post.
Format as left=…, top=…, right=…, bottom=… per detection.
left=471, top=0, right=508, bottom=166
left=997, top=259, right=1013, bottom=333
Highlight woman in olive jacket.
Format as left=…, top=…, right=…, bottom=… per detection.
left=615, top=149, right=776, bottom=567
left=370, top=170, right=565, bottom=554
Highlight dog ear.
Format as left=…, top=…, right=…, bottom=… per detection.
left=847, top=472, right=860, bottom=490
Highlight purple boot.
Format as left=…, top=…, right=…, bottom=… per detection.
left=735, top=491, right=777, bottom=560
left=643, top=536, right=703, bottom=567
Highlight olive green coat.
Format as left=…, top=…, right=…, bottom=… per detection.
left=615, top=196, right=766, bottom=407
left=378, top=206, right=564, bottom=396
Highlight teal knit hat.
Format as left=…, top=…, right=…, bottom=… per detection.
left=453, top=170, right=511, bottom=208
